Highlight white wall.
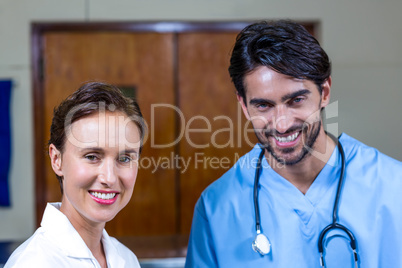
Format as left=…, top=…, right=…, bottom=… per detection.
left=0, top=0, right=401, bottom=241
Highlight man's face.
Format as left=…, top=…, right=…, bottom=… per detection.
left=239, top=66, right=331, bottom=166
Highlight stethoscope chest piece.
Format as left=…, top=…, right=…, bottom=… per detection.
left=252, top=232, right=271, bottom=256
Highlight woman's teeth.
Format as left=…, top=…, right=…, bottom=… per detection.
left=90, top=191, right=116, bottom=200
left=275, top=132, right=299, bottom=143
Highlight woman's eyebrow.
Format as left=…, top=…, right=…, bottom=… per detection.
left=78, top=147, right=104, bottom=153
left=120, top=149, right=139, bottom=155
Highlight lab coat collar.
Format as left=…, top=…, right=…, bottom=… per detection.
left=102, top=229, right=126, bottom=267
left=41, top=203, right=126, bottom=266
left=41, top=203, right=93, bottom=259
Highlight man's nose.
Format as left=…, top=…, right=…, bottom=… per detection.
left=272, top=106, right=292, bottom=134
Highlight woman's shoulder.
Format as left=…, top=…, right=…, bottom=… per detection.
left=4, top=228, right=63, bottom=267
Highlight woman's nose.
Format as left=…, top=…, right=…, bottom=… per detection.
left=99, top=159, right=117, bottom=186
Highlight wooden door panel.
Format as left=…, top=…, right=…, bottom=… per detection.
left=34, top=22, right=317, bottom=257
left=43, top=32, right=177, bottom=236
left=177, top=32, right=257, bottom=234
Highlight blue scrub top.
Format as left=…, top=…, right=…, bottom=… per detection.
left=185, top=133, right=402, bottom=268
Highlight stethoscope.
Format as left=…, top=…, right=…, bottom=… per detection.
left=251, top=134, right=359, bottom=267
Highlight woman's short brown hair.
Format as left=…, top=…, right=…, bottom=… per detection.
left=48, top=81, right=146, bottom=193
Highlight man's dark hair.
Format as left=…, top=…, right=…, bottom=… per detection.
left=228, top=20, right=331, bottom=102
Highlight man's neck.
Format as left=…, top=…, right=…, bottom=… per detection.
left=267, top=131, right=336, bottom=194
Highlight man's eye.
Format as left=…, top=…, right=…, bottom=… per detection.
left=291, top=97, right=304, bottom=104
left=256, top=103, right=271, bottom=109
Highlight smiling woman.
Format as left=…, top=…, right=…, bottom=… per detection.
left=5, top=82, right=146, bottom=268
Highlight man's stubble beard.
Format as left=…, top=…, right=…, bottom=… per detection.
left=256, top=120, right=322, bottom=166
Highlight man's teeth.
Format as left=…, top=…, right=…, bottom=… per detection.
left=275, top=132, right=299, bottom=143
left=90, top=191, right=116, bottom=200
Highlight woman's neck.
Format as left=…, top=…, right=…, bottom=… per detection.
left=60, top=201, right=107, bottom=267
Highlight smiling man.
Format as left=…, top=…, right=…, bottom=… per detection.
left=185, top=20, right=402, bottom=268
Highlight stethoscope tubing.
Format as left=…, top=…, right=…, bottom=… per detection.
left=317, top=135, right=358, bottom=267
left=254, top=149, right=265, bottom=234
left=253, top=134, right=359, bottom=267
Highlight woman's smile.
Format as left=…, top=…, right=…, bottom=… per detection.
left=54, top=110, right=141, bottom=225
left=88, top=190, right=119, bottom=205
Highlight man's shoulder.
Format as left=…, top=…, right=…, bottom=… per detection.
left=341, top=133, right=401, bottom=167
left=340, top=133, right=402, bottom=185
left=198, top=145, right=262, bottom=207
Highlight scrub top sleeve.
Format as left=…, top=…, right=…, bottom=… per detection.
left=185, top=197, right=218, bottom=268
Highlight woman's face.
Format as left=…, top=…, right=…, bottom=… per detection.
left=49, top=110, right=141, bottom=226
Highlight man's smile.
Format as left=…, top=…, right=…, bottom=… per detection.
left=274, top=131, right=300, bottom=143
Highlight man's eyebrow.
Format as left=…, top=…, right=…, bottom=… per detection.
left=249, top=98, right=276, bottom=106
left=281, top=89, right=311, bottom=102
left=248, top=89, right=311, bottom=106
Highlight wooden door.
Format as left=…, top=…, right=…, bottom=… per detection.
left=33, top=22, right=316, bottom=257
left=177, top=32, right=256, bottom=233
left=41, top=32, right=178, bottom=236
left=34, top=23, right=256, bottom=242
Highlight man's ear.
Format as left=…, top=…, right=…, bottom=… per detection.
left=237, top=93, right=251, bottom=120
left=320, top=76, right=332, bottom=109
left=49, top=144, right=63, bottom=177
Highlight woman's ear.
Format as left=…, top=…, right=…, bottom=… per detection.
left=49, top=144, right=63, bottom=177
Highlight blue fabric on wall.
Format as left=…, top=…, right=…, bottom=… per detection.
left=0, top=80, right=12, bottom=207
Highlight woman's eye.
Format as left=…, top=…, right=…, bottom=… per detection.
left=119, top=156, right=132, bottom=163
left=85, top=155, right=98, bottom=161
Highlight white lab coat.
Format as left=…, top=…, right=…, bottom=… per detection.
left=5, top=203, right=141, bottom=268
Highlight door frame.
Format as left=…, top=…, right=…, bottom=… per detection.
left=31, top=20, right=317, bottom=228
